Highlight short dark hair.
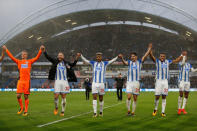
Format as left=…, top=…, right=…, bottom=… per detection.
left=160, top=52, right=166, bottom=55
left=22, top=50, right=28, bottom=54
left=58, top=52, right=65, bottom=56
left=130, top=52, right=137, bottom=56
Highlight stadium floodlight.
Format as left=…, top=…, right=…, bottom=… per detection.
left=145, top=17, right=151, bottom=20
left=186, top=33, right=191, bottom=37
left=186, top=31, right=192, bottom=35
left=72, top=22, right=77, bottom=25
left=37, top=37, right=42, bottom=40
left=28, top=35, right=34, bottom=39
left=65, top=19, right=71, bottom=23
left=146, top=20, right=152, bottom=23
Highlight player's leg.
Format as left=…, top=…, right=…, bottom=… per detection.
left=92, top=83, right=98, bottom=117
left=98, top=83, right=105, bottom=117
left=16, top=80, right=24, bottom=114
left=60, top=93, right=66, bottom=116
left=131, top=82, right=140, bottom=115
left=182, top=91, right=189, bottom=114
left=127, top=93, right=132, bottom=115
left=93, top=93, right=98, bottom=117
left=23, top=94, right=29, bottom=116
left=87, top=89, right=90, bottom=100
left=182, top=82, right=190, bottom=114
left=120, top=87, right=122, bottom=101
left=54, top=80, right=60, bottom=115
left=178, top=81, right=184, bottom=114
left=22, top=81, right=30, bottom=116
left=153, top=95, right=160, bottom=116
left=16, top=93, right=23, bottom=114
left=131, top=94, right=137, bottom=115
left=161, top=95, right=167, bottom=117
left=153, top=81, right=161, bottom=116
left=178, top=91, right=183, bottom=115
left=161, top=80, right=168, bottom=117
left=117, top=87, right=120, bottom=100
left=54, top=93, right=59, bottom=115
left=126, top=82, right=132, bottom=115
left=85, top=89, right=88, bottom=100
left=99, top=95, right=104, bottom=116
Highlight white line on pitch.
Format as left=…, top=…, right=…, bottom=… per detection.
left=37, top=102, right=124, bottom=128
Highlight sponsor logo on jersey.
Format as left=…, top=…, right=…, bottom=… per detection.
left=21, top=64, right=28, bottom=68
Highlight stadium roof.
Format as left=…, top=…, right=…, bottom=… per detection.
left=1, top=0, right=197, bottom=45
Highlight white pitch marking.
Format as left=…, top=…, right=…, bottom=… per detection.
left=37, top=102, right=124, bottom=128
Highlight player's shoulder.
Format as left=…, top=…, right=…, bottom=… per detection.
left=138, top=59, right=142, bottom=63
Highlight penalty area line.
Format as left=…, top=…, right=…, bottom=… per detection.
left=37, top=102, right=124, bottom=128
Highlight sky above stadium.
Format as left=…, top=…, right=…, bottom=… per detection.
left=0, top=0, right=197, bottom=41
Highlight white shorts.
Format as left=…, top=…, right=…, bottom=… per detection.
left=179, top=81, right=190, bottom=92
left=92, top=82, right=105, bottom=95
left=54, top=80, right=70, bottom=94
left=126, top=81, right=140, bottom=95
left=155, top=80, right=168, bottom=96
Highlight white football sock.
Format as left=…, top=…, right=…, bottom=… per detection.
left=126, top=99, right=131, bottom=111
left=61, top=98, right=66, bottom=113
left=99, top=101, right=104, bottom=113
left=154, top=99, right=159, bottom=110
left=54, top=98, right=59, bottom=109
left=182, top=98, right=187, bottom=109
left=162, top=99, right=166, bottom=113
left=132, top=101, right=137, bottom=113
left=93, top=100, right=97, bottom=114
left=178, top=96, right=182, bottom=109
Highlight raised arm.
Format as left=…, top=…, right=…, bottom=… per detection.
left=80, top=54, right=91, bottom=65
left=30, top=45, right=44, bottom=64
left=43, top=47, right=56, bottom=63
left=67, top=53, right=80, bottom=67
left=141, top=43, right=152, bottom=62
left=172, top=55, right=183, bottom=64
left=0, top=47, right=5, bottom=62
left=3, top=45, right=18, bottom=63
left=149, top=50, right=156, bottom=63
left=119, top=54, right=128, bottom=66
left=107, top=56, right=118, bottom=65
left=179, top=55, right=186, bottom=66
left=191, top=67, right=197, bottom=72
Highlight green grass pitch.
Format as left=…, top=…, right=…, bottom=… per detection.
left=0, top=91, right=197, bottom=131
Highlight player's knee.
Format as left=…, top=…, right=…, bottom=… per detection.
left=24, top=95, right=28, bottom=100
left=162, top=95, right=166, bottom=99
left=17, top=95, right=21, bottom=99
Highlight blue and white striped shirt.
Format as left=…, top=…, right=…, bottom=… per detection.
left=81, top=55, right=118, bottom=83
left=155, top=59, right=172, bottom=80
left=127, top=60, right=142, bottom=82
left=55, top=62, right=67, bottom=81
left=178, top=62, right=192, bottom=82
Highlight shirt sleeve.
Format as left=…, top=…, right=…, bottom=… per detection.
left=30, top=49, right=42, bottom=64
left=81, top=55, right=92, bottom=65
left=6, top=49, right=18, bottom=64
left=89, top=61, right=95, bottom=65
left=106, top=56, right=118, bottom=66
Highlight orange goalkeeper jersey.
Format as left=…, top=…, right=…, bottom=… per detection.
left=6, top=49, right=42, bottom=81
